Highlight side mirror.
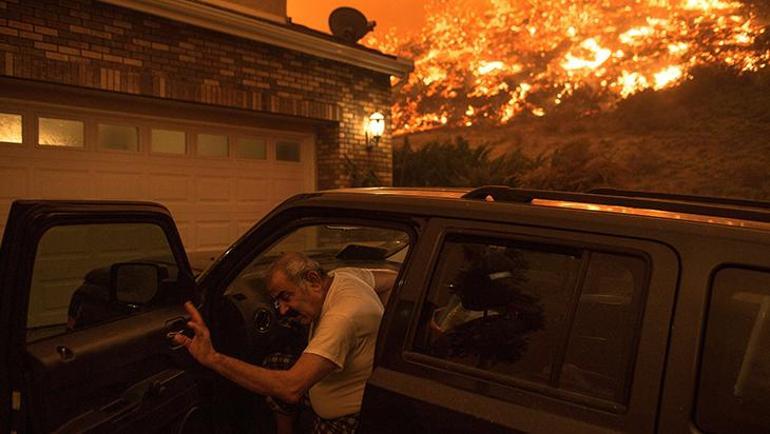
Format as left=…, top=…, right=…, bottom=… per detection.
left=110, top=263, right=166, bottom=305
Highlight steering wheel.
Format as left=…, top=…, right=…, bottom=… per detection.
left=209, top=280, right=307, bottom=364
left=204, top=279, right=308, bottom=434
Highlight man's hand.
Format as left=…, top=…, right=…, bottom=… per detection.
left=173, top=301, right=218, bottom=367
left=173, top=302, right=335, bottom=401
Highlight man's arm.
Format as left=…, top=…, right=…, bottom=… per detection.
left=209, top=351, right=336, bottom=403
left=174, top=302, right=336, bottom=403
left=370, top=269, right=398, bottom=294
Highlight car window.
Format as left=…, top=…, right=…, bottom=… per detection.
left=268, top=224, right=410, bottom=261
left=225, top=223, right=411, bottom=299
left=413, top=233, right=647, bottom=406
left=215, top=223, right=409, bottom=363
left=226, top=224, right=409, bottom=286
left=27, top=223, right=178, bottom=341
left=697, top=267, right=770, bottom=434
left=562, top=253, right=647, bottom=402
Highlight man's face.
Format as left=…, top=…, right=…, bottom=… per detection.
left=268, top=270, right=323, bottom=325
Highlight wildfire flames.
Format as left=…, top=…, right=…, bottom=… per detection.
left=364, top=0, right=770, bottom=135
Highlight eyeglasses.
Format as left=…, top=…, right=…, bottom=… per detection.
left=272, top=290, right=291, bottom=310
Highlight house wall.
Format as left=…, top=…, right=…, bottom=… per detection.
left=0, top=0, right=393, bottom=188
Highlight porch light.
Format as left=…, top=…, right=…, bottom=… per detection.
left=365, top=112, right=385, bottom=149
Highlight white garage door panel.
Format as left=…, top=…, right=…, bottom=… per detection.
left=97, top=172, right=145, bottom=200
left=163, top=204, right=192, bottom=223
left=237, top=219, right=258, bottom=236
left=196, top=221, right=233, bottom=250
left=231, top=209, right=271, bottom=224
left=236, top=177, right=270, bottom=202
left=274, top=164, right=306, bottom=174
left=33, top=168, right=93, bottom=199
left=150, top=174, right=191, bottom=202
left=192, top=206, right=245, bottom=218
left=175, top=220, right=192, bottom=251
left=0, top=166, right=29, bottom=198
left=272, top=178, right=305, bottom=200
left=232, top=210, right=264, bottom=222
left=197, top=176, right=231, bottom=202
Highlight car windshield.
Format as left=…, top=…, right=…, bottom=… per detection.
left=256, top=225, right=410, bottom=266
left=224, top=223, right=411, bottom=297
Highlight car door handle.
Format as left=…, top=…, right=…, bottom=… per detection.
left=165, top=331, right=186, bottom=350
left=56, top=345, right=75, bottom=361
left=164, top=316, right=189, bottom=350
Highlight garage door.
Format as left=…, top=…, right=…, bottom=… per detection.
left=0, top=101, right=316, bottom=257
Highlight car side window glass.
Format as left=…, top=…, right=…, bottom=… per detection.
left=226, top=224, right=411, bottom=299
left=414, top=235, right=582, bottom=386
left=27, top=223, right=178, bottom=342
left=697, top=267, right=770, bottom=434
left=413, top=234, right=648, bottom=405
left=218, top=224, right=411, bottom=361
left=562, top=253, right=647, bottom=402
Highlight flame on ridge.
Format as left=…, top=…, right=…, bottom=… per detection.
left=364, top=0, right=770, bottom=135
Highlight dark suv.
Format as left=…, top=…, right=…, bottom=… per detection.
left=1, top=186, right=769, bottom=434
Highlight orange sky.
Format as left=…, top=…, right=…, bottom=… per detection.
left=287, top=0, right=428, bottom=36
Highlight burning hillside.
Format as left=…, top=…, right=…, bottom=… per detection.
left=365, top=0, right=770, bottom=135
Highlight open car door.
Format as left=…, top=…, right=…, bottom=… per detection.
left=0, top=201, right=210, bottom=434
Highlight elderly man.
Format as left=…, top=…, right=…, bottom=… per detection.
left=174, top=252, right=396, bottom=433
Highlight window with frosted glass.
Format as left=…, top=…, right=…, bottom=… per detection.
left=197, top=134, right=228, bottom=157
left=98, top=124, right=138, bottom=151
left=276, top=141, right=300, bottom=162
left=236, top=137, right=267, bottom=160
left=151, top=129, right=186, bottom=154
left=0, top=113, right=23, bottom=143
left=39, top=117, right=84, bottom=147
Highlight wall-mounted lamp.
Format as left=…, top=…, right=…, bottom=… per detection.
left=365, top=112, right=385, bottom=150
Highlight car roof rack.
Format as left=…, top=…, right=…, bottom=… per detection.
left=461, top=186, right=534, bottom=202
left=588, top=188, right=770, bottom=211
left=461, top=186, right=770, bottom=224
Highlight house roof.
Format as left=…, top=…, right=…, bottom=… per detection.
left=100, top=0, right=414, bottom=77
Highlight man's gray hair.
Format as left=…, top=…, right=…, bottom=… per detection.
left=266, top=252, right=326, bottom=286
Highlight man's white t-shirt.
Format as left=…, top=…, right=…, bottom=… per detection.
left=304, top=268, right=384, bottom=419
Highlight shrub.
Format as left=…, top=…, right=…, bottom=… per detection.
left=343, top=154, right=382, bottom=187
left=520, top=141, right=623, bottom=191
left=393, top=136, right=531, bottom=187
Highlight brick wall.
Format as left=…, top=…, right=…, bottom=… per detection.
left=0, top=0, right=394, bottom=188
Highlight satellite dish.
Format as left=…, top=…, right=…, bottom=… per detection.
left=329, top=7, right=376, bottom=43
